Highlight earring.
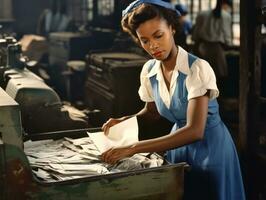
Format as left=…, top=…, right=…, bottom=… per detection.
left=172, top=30, right=176, bottom=35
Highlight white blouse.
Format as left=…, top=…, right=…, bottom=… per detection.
left=138, top=46, right=219, bottom=108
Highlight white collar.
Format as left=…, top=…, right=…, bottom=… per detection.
left=146, top=46, right=190, bottom=80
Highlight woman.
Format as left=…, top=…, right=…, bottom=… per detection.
left=101, top=0, right=245, bottom=199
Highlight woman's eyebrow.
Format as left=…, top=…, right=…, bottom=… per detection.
left=152, top=30, right=162, bottom=36
left=139, top=30, right=162, bottom=39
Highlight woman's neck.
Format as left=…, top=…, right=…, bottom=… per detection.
left=161, top=46, right=178, bottom=71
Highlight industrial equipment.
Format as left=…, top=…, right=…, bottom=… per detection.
left=0, top=37, right=187, bottom=199
left=0, top=37, right=88, bottom=134
left=0, top=85, right=187, bottom=199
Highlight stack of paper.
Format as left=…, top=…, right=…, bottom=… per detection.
left=24, top=117, right=163, bottom=182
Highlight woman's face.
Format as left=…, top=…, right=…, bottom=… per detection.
left=136, top=17, right=176, bottom=60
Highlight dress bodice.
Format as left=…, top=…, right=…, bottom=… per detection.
left=148, top=53, right=219, bottom=128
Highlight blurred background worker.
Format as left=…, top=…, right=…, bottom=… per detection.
left=192, top=0, right=232, bottom=81
left=37, top=0, right=70, bottom=37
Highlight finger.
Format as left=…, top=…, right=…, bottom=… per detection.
left=106, top=151, right=116, bottom=164
left=102, top=119, right=114, bottom=135
left=101, top=122, right=106, bottom=130
left=110, top=155, right=120, bottom=165
left=101, top=151, right=109, bottom=161
left=102, top=123, right=110, bottom=135
left=101, top=149, right=108, bottom=161
left=107, top=150, right=121, bottom=164
left=108, top=156, right=117, bottom=165
left=101, top=148, right=113, bottom=162
left=103, top=127, right=110, bottom=136
left=101, top=152, right=106, bottom=161
left=109, top=159, right=116, bottom=165
left=101, top=118, right=111, bottom=130
left=106, top=151, right=118, bottom=164
left=102, top=121, right=110, bottom=131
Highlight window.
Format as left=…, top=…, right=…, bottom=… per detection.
left=98, top=0, right=114, bottom=16
left=68, top=0, right=93, bottom=26
left=69, top=0, right=116, bottom=28
left=232, top=0, right=240, bottom=45
left=172, top=0, right=240, bottom=45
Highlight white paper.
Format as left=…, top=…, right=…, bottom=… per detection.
left=88, top=116, right=139, bottom=153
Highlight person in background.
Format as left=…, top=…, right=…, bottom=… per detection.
left=20, top=0, right=70, bottom=63
left=192, top=0, right=232, bottom=80
left=101, top=0, right=245, bottom=199
left=37, top=0, right=70, bottom=37
left=174, top=3, right=192, bottom=49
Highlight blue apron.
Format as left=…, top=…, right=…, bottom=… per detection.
left=148, top=54, right=245, bottom=200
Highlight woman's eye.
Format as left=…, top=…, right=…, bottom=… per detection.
left=141, top=40, right=148, bottom=44
left=155, top=34, right=163, bottom=39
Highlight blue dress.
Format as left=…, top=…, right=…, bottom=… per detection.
left=147, top=54, right=245, bottom=200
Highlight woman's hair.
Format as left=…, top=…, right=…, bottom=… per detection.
left=121, top=3, right=181, bottom=44
left=212, top=0, right=232, bottom=18
left=212, top=0, right=222, bottom=18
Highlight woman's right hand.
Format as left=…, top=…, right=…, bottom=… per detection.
left=102, top=118, right=125, bottom=135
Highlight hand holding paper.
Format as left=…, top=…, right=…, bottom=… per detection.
left=88, top=117, right=139, bottom=153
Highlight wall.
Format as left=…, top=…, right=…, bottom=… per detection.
left=0, top=0, right=13, bottom=19
left=12, top=0, right=50, bottom=38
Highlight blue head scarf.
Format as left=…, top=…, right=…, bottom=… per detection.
left=122, top=0, right=181, bottom=18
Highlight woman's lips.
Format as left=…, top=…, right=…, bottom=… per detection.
left=152, top=51, right=163, bottom=57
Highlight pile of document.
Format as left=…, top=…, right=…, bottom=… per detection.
left=24, top=117, right=164, bottom=182
left=25, top=137, right=163, bottom=182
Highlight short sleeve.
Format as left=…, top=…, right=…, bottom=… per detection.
left=186, top=59, right=219, bottom=100
left=138, top=60, right=154, bottom=102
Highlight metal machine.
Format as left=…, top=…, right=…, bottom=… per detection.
left=0, top=86, right=187, bottom=199
left=0, top=37, right=88, bottom=135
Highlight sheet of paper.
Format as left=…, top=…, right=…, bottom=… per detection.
left=88, top=116, right=138, bottom=153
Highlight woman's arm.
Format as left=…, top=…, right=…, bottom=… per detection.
left=102, top=94, right=209, bottom=164
left=136, top=102, right=161, bottom=121
left=133, top=95, right=208, bottom=153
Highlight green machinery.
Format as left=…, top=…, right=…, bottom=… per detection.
left=0, top=38, right=187, bottom=199
left=0, top=87, right=186, bottom=199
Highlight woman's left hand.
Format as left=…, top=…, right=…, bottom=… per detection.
left=101, top=145, right=135, bottom=164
